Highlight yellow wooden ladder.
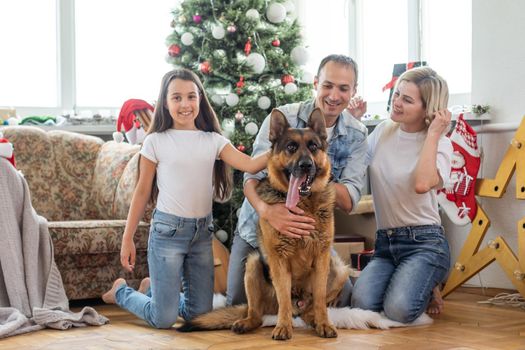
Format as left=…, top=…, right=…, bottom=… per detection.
left=443, top=116, right=525, bottom=297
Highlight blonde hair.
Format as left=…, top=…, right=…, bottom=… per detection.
left=394, top=66, right=449, bottom=128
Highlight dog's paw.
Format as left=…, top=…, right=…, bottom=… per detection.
left=232, top=318, right=260, bottom=334
left=272, top=323, right=293, bottom=340
left=315, top=322, right=338, bottom=338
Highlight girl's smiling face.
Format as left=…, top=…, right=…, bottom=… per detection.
left=166, top=78, right=201, bottom=130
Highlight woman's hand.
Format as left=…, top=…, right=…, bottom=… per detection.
left=428, top=109, right=452, bottom=137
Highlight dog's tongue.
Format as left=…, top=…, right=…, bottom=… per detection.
left=286, top=175, right=306, bottom=209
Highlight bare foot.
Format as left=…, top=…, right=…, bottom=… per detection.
left=138, top=277, right=150, bottom=294
left=102, top=278, right=127, bottom=304
left=427, top=286, right=444, bottom=315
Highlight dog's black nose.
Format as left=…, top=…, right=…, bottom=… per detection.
left=298, top=158, right=313, bottom=171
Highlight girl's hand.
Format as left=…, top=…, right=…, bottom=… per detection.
left=120, top=236, right=136, bottom=273
left=428, top=109, right=451, bottom=137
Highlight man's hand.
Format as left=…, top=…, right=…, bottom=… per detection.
left=347, top=96, right=367, bottom=120
left=260, top=202, right=315, bottom=239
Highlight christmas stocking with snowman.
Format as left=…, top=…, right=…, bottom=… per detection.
left=437, top=114, right=481, bottom=226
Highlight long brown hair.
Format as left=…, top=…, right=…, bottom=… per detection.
left=142, top=68, right=233, bottom=202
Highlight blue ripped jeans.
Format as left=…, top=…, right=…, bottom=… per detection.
left=115, top=209, right=214, bottom=329
left=351, top=225, right=450, bottom=323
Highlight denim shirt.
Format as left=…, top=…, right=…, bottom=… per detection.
left=237, top=99, right=368, bottom=248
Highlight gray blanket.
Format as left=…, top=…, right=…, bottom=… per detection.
left=0, top=158, right=108, bottom=338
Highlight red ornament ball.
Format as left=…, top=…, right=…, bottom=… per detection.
left=237, top=144, right=246, bottom=152
left=272, top=38, right=280, bottom=47
left=281, top=74, right=294, bottom=85
left=193, top=14, right=202, bottom=24
left=168, top=44, right=181, bottom=57
left=199, top=61, right=211, bottom=74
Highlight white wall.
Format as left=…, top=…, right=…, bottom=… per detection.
left=444, top=0, right=525, bottom=289
left=471, top=1, right=525, bottom=122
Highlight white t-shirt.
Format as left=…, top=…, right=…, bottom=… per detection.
left=326, top=125, right=336, bottom=143
left=141, top=129, right=230, bottom=218
left=367, top=120, right=452, bottom=229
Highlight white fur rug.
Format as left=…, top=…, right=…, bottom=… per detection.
left=213, top=294, right=433, bottom=330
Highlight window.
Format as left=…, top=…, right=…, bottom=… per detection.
left=421, top=0, right=472, bottom=103
left=297, top=0, right=351, bottom=79
left=75, top=0, right=174, bottom=107
left=1, top=0, right=471, bottom=118
left=0, top=0, right=176, bottom=116
left=357, top=0, right=408, bottom=104
left=0, top=0, right=58, bottom=108
left=299, top=0, right=472, bottom=116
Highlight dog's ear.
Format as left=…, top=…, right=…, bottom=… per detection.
left=269, top=109, right=290, bottom=144
left=308, top=108, right=327, bottom=140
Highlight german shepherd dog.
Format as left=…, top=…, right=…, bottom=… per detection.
left=178, top=108, right=351, bottom=340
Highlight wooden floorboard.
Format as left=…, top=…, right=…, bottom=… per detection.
left=1, top=291, right=525, bottom=349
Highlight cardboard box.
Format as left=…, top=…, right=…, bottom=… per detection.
left=333, top=242, right=365, bottom=265
left=333, top=234, right=366, bottom=265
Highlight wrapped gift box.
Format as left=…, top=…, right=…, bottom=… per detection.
left=351, top=250, right=374, bottom=271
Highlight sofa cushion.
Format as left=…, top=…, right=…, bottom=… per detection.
left=49, top=130, right=103, bottom=220
left=48, top=220, right=150, bottom=256
left=91, top=141, right=140, bottom=220
left=113, top=151, right=156, bottom=223
left=2, top=126, right=60, bottom=220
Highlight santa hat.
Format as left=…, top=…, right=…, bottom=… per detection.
left=0, top=132, right=16, bottom=168
left=113, top=99, right=154, bottom=144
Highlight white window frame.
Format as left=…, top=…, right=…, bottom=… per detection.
left=12, top=0, right=74, bottom=118
left=15, top=0, right=175, bottom=119
left=352, top=0, right=470, bottom=116
left=14, top=0, right=470, bottom=118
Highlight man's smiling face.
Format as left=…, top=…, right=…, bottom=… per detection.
left=314, top=61, right=356, bottom=123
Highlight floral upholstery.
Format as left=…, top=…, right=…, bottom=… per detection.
left=2, top=126, right=150, bottom=300
left=91, top=141, right=141, bottom=220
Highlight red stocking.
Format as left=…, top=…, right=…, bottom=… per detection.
left=438, top=114, right=480, bottom=225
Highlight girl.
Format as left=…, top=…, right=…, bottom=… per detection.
left=351, top=67, right=453, bottom=323
left=102, top=68, right=269, bottom=329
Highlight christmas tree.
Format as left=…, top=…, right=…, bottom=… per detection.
left=165, top=0, right=313, bottom=245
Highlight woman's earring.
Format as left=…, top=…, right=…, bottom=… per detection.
left=424, top=116, right=431, bottom=126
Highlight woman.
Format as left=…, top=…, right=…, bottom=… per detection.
left=351, top=67, right=452, bottom=323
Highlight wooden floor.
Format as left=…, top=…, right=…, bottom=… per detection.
left=2, top=289, right=525, bottom=350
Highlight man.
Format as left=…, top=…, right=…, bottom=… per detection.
left=227, top=54, right=368, bottom=306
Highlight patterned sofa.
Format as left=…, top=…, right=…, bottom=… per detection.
left=2, top=126, right=151, bottom=300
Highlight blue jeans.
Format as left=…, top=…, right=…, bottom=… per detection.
left=115, top=209, right=214, bottom=329
left=351, top=225, right=450, bottom=323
